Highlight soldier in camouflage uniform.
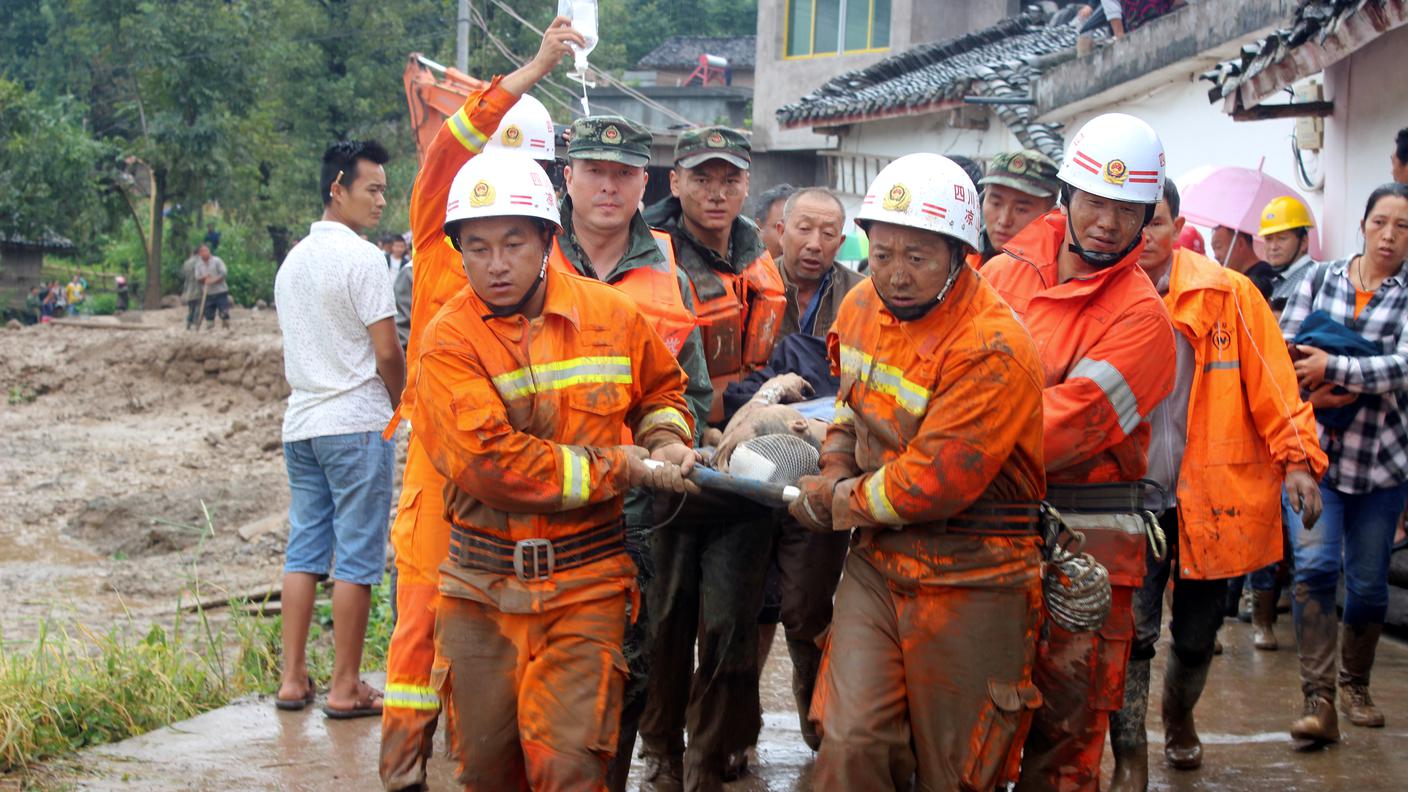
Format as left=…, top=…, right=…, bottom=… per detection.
left=549, top=116, right=713, bottom=792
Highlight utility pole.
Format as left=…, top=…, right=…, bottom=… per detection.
left=456, top=0, right=470, bottom=73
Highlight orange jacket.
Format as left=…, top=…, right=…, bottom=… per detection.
left=1162, top=247, right=1327, bottom=579
left=384, top=78, right=518, bottom=586
left=823, top=268, right=1047, bottom=573
left=413, top=264, right=693, bottom=613
left=982, top=210, right=1176, bottom=484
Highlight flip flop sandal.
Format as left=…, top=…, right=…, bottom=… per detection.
left=322, top=684, right=384, bottom=720
left=274, top=676, right=317, bottom=711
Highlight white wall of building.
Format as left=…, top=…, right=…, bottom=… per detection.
left=1322, top=24, right=1408, bottom=259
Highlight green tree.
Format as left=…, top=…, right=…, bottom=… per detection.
left=0, top=79, right=110, bottom=246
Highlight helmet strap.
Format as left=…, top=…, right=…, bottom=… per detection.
left=1060, top=185, right=1153, bottom=270
left=482, top=252, right=549, bottom=320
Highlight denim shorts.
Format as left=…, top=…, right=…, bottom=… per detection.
left=283, top=430, right=394, bottom=585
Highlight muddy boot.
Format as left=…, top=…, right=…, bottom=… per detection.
left=1290, top=586, right=1339, bottom=746
left=1338, top=623, right=1386, bottom=728
left=786, top=638, right=823, bottom=751
left=1161, top=652, right=1210, bottom=770
left=640, top=740, right=684, bottom=792
left=1291, top=694, right=1340, bottom=745
left=1252, top=589, right=1279, bottom=651
left=222, top=316, right=230, bottom=330
left=683, top=760, right=724, bottom=792
left=1109, top=657, right=1150, bottom=792
left=1237, top=586, right=1255, bottom=622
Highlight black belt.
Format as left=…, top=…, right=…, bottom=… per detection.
left=1044, top=482, right=1150, bottom=514
left=913, top=502, right=1043, bottom=536
left=449, top=520, right=625, bottom=582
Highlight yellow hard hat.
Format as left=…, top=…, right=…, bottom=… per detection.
left=1258, top=195, right=1314, bottom=237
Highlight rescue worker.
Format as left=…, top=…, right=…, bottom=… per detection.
left=415, top=149, right=699, bottom=789
left=1259, top=195, right=1319, bottom=313
left=982, top=113, right=1179, bottom=792
left=377, top=20, right=579, bottom=791
left=1106, top=181, right=1326, bottom=791
left=638, top=126, right=787, bottom=792
left=972, top=149, right=1061, bottom=269
left=789, top=153, right=1048, bottom=790
left=550, top=115, right=713, bottom=792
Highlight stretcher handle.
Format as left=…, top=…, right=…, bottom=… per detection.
left=643, top=460, right=799, bottom=507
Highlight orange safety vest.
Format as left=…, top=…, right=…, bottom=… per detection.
left=684, top=253, right=787, bottom=423
left=549, top=230, right=696, bottom=357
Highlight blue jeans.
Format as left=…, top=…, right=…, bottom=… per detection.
left=1291, top=481, right=1408, bottom=627
left=283, top=431, right=394, bottom=585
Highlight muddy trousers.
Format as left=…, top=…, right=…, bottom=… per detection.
left=772, top=517, right=850, bottom=749
left=434, top=593, right=627, bottom=792
left=1016, top=585, right=1136, bottom=792
left=639, top=496, right=775, bottom=782
left=1131, top=509, right=1227, bottom=665
left=812, top=545, right=1043, bottom=792
left=380, top=579, right=443, bottom=791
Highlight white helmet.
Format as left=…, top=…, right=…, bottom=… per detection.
left=1058, top=113, right=1165, bottom=204
left=484, top=94, right=555, bottom=162
left=443, top=151, right=561, bottom=245
left=857, top=154, right=981, bottom=252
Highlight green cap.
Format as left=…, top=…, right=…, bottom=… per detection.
left=979, top=149, right=1060, bottom=198
left=567, top=116, right=652, bottom=167
left=674, top=126, right=751, bottom=170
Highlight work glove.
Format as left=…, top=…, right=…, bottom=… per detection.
left=790, top=474, right=839, bottom=533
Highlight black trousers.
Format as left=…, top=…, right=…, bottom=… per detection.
left=639, top=492, right=776, bottom=776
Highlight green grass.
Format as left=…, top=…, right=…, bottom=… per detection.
left=0, top=575, right=394, bottom=777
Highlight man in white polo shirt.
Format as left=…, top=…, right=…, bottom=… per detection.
left=273, top=139, right=405, bottom=719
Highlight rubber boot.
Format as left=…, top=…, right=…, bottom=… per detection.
left=1237, top=586, right=1255, bottom=623
left=1338, top=622, right=1386, bottom=728
left=786, top=638, right=824, bottom=751
left=1252, top=589, right=1279, bottom=651
left=683, top=759, right=725, bottom=792
left=1289, top=585, right=1339, bottom=746
left=1108, top=657, right=1150, bottom=792
left=640, top=736, right=684, bottom=792
left=1161, top=652, right=1210, bottom=770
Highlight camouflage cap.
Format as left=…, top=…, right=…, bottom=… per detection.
left=567, top=116, right=652, bottom=167
left=675, top=126, right=751, bottom=170
left=979, top=149, right=1061, bottom=198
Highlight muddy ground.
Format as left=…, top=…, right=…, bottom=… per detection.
left=0, top=306, right=329, bottom=643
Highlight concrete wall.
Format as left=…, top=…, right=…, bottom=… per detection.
left=1321, top=24, right=1408, bottom=258
left=653, top=68, right=756, bottom=88
left=753, top=0, right=1019, bottom=152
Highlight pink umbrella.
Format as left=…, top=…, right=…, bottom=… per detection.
left=1179, top=160, right=1322, bottom=260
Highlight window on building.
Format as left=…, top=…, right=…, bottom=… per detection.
left=786, top=0, right=890, bottom=58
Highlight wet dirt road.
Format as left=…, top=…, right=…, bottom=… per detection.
left=66, top=620, right=1407, bottom=790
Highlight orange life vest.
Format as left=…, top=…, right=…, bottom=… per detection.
left=684, top=252, right=787, bottom=423
left=549, top=230, right=696, bottom=358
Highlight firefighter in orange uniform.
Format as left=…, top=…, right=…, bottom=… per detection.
left=982, top=113, right=1178, bottom=792
left=378, top=19, right=583, bottom=791
left=637, top=127, right=787, bottom=791
left=548, top=115, right=713, bottom=792
left=415, top=150, right=700, bottom=790
left=789, top=153, right=1047, bottom=791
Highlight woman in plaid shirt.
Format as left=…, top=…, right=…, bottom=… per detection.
left=1279, top=183, right=1408, bottom=746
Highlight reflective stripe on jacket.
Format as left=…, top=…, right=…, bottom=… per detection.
left=1164, top=247, right=1327, bottom=579
left=413, top=265, right=692, bottom=613
left=982, top=210, right=1176, bottom=485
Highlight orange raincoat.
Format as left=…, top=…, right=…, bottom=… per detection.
left=1162, top=247, right=1326, bottom=580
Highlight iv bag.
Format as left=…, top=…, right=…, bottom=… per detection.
left=557, top=0, right=599, bottom=80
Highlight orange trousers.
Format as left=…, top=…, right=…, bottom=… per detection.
left=380, top=436, right=452, bottom=790
left=434, top=593, right=628, bottom=792
left=1015, top=585, right=1136, bottom=792
left=811, top=536, right=1044, bottom=791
